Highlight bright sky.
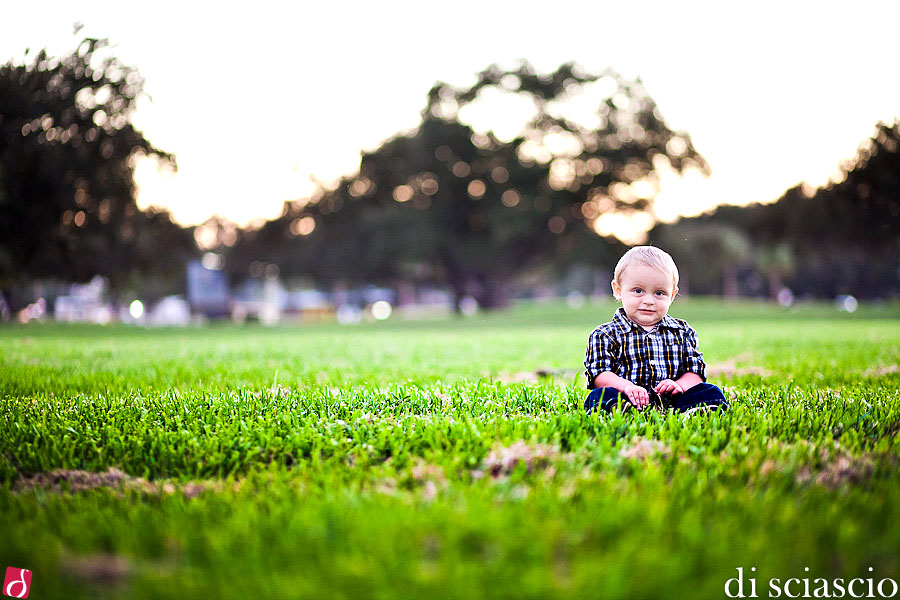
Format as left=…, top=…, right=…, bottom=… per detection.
left=3, top=1, right=899, bottom=235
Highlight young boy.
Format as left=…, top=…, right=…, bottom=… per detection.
left=583, top=246, right=728, bottom=415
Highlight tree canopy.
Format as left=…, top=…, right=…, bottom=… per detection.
left=650, top=120, right=900, bottom=298
left=0, top=34, right=194, bottom=305
left=234, top=61, right=707, bottom=308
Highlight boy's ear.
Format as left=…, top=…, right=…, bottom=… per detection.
left=673, top=286, right=679, bottom=299
left=611, top=279, right=622, bottom=300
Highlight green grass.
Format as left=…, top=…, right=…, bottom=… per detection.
left=1, top=298, right=899, bottom=599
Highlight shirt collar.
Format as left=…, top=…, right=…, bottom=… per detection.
left=613, top=307, right=684, bottom=332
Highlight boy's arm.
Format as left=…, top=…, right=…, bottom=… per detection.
left=680, top=324, right=707, bottom=383
left=593, top=372, right=651, bottom=407
left=674, top=371, right=704, bottom=390
left=592, top=371, right=634, bottom=390
left=654, top=371, right=702, bottom=396
left=584, top=329, right=616, bottom=389
left=585, top=328, right=650, bottom=408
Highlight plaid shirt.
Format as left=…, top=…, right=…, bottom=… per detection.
left=584, top=308, right=707, bottom=390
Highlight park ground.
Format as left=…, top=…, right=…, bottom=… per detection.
left=1, top=298, right=899, bottom=599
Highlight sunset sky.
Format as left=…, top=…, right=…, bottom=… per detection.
left=3, top=1, right=899, bottom=238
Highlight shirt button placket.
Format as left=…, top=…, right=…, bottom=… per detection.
left=644, top=333, right=651, bottom=382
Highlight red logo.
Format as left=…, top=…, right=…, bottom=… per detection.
left=3, top=567, right=31, bottom=598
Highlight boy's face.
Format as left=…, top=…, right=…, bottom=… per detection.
left=611, top=263, right=678, bottom=330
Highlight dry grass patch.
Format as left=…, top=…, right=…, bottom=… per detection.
left=619, top=437, right=671, bottom=461
left=475, top=441, right=562, bottom=480
left=14, top=467, right=219, bottom=498
left=61, top=553, right=133, bottom=585
left=861, top=364, right=899, bottom=377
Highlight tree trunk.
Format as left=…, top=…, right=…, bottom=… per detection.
left=722, top=266, right=739, bottom=299
left=447, top=274, right=466, bottom=315
left=476, top=275, right=511, bottom=310
left=767, top=272, right=783, bottom=300
left=438, top=248, right=469, bottom=315
left=0, top=286, right=13, bottom=320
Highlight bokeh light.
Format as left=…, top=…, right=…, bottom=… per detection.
left=201, top=252, right=224, bottom=270
left=459, top=296, right=478, bottom=316
left=836, top=295, right=858, bottom=313
left=467, top=180, right=486, bottom=199
left=371, top=300, right=392, bottom=321
left=490, top=166, right=509, bottom=183
left=501, top=189, right=520, bottom=207
left=451, top=161, right=471, bottom=178
left=420, top=177, right=439, bottom=195
left=129, top=300, right=144, bottom=319
left=434, top=146, right=452, bottom=161
left=392, top=185, right=414, bottom=203
left=290, top=216, right=316, bottom=235
left=548, top=216, right=566, bottom=234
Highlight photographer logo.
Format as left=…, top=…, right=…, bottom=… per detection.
left=3, top=567, right=31, bottom=599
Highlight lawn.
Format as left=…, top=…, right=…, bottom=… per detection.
left=1, top=298, right=899, bottom=599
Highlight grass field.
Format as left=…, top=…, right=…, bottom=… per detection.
left=1, top=298, right=899, bottom=599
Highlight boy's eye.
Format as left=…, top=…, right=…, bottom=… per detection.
left=655, top=290, right=667, bottom=297
left=632, top=288, right=643, bottom=294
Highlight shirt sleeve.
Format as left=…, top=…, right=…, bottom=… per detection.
left=679, top=325, right=707, bottom=381
left=584, top=329, right=619, bottom=389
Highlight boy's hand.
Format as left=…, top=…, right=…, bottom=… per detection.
left=655, top=379, right=684, bottom=396
left=623, top=384, right=650, bottom=409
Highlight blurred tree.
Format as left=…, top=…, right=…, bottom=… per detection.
left=652, top=222, right=752, bottom=296
left=755, top=242, right=794, bottom=299
left=246, top=62, right=705, bottom=308
left=650, top=120, right=900, bottom=299
left=0, top=33, right=194, bottom=308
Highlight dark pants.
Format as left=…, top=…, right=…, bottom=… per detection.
left=584, top=382, right=728, bottom=415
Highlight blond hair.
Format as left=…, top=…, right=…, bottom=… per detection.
left=614, top=246, right=679, bottom=290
